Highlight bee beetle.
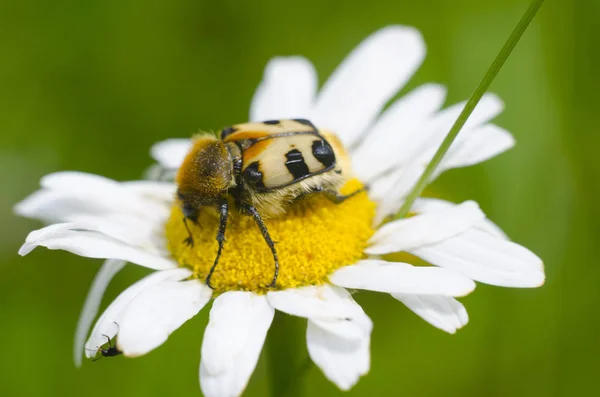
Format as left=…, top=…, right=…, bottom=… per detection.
left=176, top=119, right=362, bottom=288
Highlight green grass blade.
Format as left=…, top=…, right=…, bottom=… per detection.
left=394, top=0, right=545, bottom=219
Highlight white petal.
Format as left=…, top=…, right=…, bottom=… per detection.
left=352, top=84, right=447, bottom=182
left=411, top=198, right=509, bottom=240
left=406, top=94, right=504, bottom=165
left=312, top=26, right=425, bottom=147
left=74, top=259, right=126, bottom=367
left=268, top=285, right=372, bottom=340
left=85, top=267, right=192, bottom=358
left=307, top=319, right=370, bottom=391
left=117, top=279, right=211, bottom=356
left=15, top=175, right=169, bottom=224
left=450, top=93, right=504, bottom=131
left=250, top=56, right=317, bottom=122
left=369, top=166, right=424, bottom=226
left=367, top=200, right=485, bottom=255
left=410, top=229, right=545, bottom=288
left=440, top=124, right=514, bottom=171
left=150, top=139, right=193, bottom=170
left=267, top=285, right=365, bottom=323
left=40, top=171, right=120, bottom=192
left=143, top=163, right=178, bottom=182
left=121, top=181, right=177, bottom=203
left=366, top=169, right=399, bottom=205
left=19, top=223, right=176, bottom=270
left=200, top=292, right=274, bottom=397
left=475, top=218, right=510, bottom=240
left=17, top=182, right=170, bottom=251
left=329, top=260, right=475, bottom=296
left=40, top=172, right=170, bottom=216
left=367, top=93, right=506, bottom=217
left=392, top=294, right=468, bottom=334
left=15, top=189, right=164, bottom=225
left=62, top=213, right=165, bottom=252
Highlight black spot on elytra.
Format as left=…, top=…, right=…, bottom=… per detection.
left=243, top=161, right=265, bottom=188
left=293, top=119, right=316, bottom=129
left=311, top=139, right=335, bottom=167
left=220, top=126, right=238, bottom=140
left=285, top=149, right=310, bottom=180
left=262, top=119, right=281, bottom=125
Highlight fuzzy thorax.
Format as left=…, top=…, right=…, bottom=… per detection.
left=165, top=179, right=375, bottom=294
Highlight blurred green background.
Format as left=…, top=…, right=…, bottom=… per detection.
left=0, top=0, right=594, bottom=396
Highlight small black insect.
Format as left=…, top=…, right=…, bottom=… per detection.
left=88, top=334, right=122, bottom=361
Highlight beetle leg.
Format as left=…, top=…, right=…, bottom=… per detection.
left=244, top=205, right=279, bottom=288
left=296, top=185, right=368, bottom=204
left=182, top=206, right=201, bottom=247
left=86, top=348, right=102, bottom=362
left=205, top=199, right=229, bottom=289
left=322, top=187, right=366, bottom=203
left=183, top=218, right=195, bottom=247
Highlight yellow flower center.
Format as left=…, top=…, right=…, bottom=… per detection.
left=165, top=179, right=375, bottom=294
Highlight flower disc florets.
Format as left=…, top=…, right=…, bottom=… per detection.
left=166, top=179, right=375, bottom=294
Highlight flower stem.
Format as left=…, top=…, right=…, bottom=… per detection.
left=266, top=313, right=310, bottom=397
left=394, top=0, right=545, bottom=219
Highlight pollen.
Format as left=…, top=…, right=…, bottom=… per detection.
left=165, top=179, right=376, bottom=294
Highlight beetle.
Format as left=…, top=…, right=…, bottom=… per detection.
left=176, top=119, right=362, bottom=288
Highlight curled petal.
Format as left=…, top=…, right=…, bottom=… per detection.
left=74, top=259, right=126, bottom=367
left=19, top=223, right=176, bottom=270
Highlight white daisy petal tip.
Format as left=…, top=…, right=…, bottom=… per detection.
left=409, top=222, right=545, bottom=289
left=393, top=294, right=469, bottom=334
left=510, top=247, right=545, bottom=288
left=533, top=267, right=545, bottom=287
left=18, top=242, right=33, bottom=256
left=520, top=260, right=545, bottom=288
left=377, top=25, right=426, bottom=56
left=150, top=138, right=193, bottom=170
left=17, top=223, right=68, bottom=256
left=312, top=24, right=426, bottom=146
left=452, top=279, right=476, bottom=297
left=250, top=55, right=317, bottom=122
left=306, top=320, right=370, bottom=391
left=261, top=56, right=315, bottom=78
left=464, top=93, right=505, bottom=129
left=482, top=92, right=505, bottom=116
left=199, top=292, right=274, bottom=397
left=13, top=197, right=35, bottom=218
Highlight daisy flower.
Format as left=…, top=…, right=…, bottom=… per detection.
left=15, top=25, right=544, bottom=396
